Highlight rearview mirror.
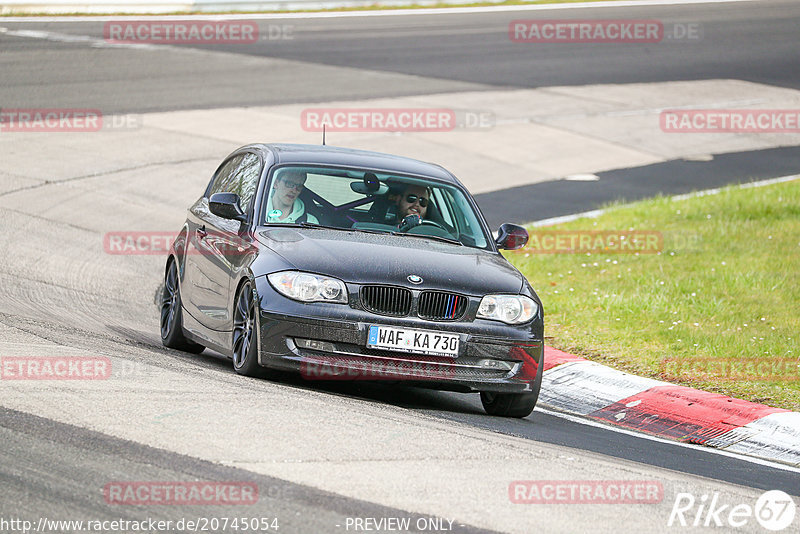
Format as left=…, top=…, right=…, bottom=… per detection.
left=350, top=173, right=388, bottom=195
left=209, top=193, right=247, bottom=222
left=496, top=223, right=528, bottom=250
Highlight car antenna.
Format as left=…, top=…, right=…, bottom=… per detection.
left=322, top=124, right=326, bottom=145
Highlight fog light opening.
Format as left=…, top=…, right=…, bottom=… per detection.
left=476, top=359, right=515, bottom=371
left=295, top=338, right=336, bottom=352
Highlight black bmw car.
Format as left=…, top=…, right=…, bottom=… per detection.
left=161, top=143, right=544, bottom=417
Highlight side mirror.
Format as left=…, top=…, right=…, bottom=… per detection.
left=209, top=192, right=247, bottom=222
left=496, top=223, right=528, bottom=250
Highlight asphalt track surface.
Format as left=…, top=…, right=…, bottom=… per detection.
left=1, top=1, right=800, bottom=532
left=1, top=0, right=800, bottom=112
left=476, top=145, right=800, bottom=227
left=0, top=407, right=494, bottom=534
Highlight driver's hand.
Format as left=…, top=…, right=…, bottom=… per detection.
left=398, top=214, right=422, bottom=232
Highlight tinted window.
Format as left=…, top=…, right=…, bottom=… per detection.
left=230, top=153, right=261, bottom=210
left=261, top=165, right=490, bottom=250
left=206, top=153, right=262, bottom=213
left=207, top=155, right=244, bottom=198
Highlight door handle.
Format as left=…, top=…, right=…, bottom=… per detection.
left=196, top=225, right=208, bottom=238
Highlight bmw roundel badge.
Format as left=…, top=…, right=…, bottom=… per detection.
left=407, top=274, right=423, bottom=284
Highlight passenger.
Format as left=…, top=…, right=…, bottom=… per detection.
left=395, top=184, right=429, bottom=230
left=265, top=169, right=318, bottom=224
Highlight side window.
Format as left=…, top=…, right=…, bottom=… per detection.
left=206, top=155, right=244, bottom=198
left=230, top=153, right=261, bottom=211
left=205, top=153, right=262, bottom=212
left=447, top=190, right=488, bottom=249
left=431, top=188, right=454, bottom=227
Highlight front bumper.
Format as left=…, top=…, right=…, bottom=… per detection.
left=255, top=278, right=543, bottom=394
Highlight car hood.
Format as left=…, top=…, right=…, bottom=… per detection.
left=254, top=227, right=525, bottom=295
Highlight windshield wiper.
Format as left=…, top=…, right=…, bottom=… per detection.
left=265, top=221, right=322, bottom=228
left=390, top=231, right=464, bottom=246
left=263, top=222, right=462, bottom=245
left=264, top=222, right=392, bottom=235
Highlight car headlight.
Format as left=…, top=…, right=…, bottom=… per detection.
left=477, top=294, right=537, bottom=324
left=267, top=271, right=348, bottom=304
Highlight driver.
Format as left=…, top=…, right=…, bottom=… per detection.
left=395, top=184, right=429, bottom=231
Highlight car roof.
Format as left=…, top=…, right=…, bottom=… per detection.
left=245, top=143, right=463, bottom=186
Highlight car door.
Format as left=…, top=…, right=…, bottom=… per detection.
left=183, top=152, right=262, bottom=332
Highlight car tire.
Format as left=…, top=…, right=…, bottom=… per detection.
left=480, top=356, right=543, bottom=418
left=160, top=259, right=205, bottom=354
left=480, top=391, right=538, bottom=418
left=232, top=280, right=265, bottom=377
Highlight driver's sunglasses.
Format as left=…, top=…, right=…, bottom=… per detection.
left=281, top=179, right=305, bottom=191
left=405, top=194, right=429, bottom=207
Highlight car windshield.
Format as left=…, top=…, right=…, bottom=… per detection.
left=260, top=165, right=491, bottom=249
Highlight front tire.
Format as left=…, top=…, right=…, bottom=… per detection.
left=160, top=259, right=205, bottom=354
left=232, top=280, right=264, bottom=377
left=481, top=350, right=543, bottom=418
left=480, top=391, right=538, bottom=418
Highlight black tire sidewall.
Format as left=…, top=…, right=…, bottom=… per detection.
left=233, top=281, right=263, bottom=377
left=161, top=260, right=204, bottom=353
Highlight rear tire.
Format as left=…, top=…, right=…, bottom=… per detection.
left=160, top=259, right=205, bottom=354
left=232, top=280, right=265, bottom=377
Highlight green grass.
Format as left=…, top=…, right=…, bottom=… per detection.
left=0, top=0, right=624, bottom=17
left=507, top=179, right=800, bottom=411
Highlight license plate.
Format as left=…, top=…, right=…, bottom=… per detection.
left=367, top=325, right=459, bottom=357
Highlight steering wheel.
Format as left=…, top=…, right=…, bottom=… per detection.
left=415, top=219, right=448, bottom=231
left=399, top=215, right=452, bottom=236
left=406, top=220, right=457, bottom=240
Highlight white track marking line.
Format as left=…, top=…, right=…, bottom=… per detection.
left=0, top=27, right=152, bottom=48
left=537, top=406, right=800, bottom=474
left=0, top=0, right=757, bottom=23
left=0, top=26, right=239, bottom=53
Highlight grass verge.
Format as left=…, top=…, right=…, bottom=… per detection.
left=507, top=178, right=800, bottom=411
